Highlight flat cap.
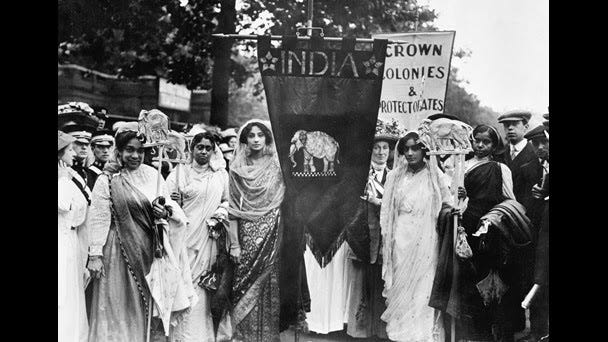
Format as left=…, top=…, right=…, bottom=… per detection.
left=498, top=109, right=532, bottom=123
left=524, top=125, right=549, bottom=140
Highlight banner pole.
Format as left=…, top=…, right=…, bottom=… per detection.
left=211, top=33, right=408, bottom=44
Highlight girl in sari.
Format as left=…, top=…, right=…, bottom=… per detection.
left=227, top=119, right=285, bottom=342
left=455, top=125, right=518, bottom=342
left=86, top=129, right=196, bottom=342
left=167, top=131, right=229, bottom=342
left=380, top=131, right=451, bottom=342
left=58, top=131, right=89, bottom=342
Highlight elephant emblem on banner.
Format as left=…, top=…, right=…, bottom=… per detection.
left=289, top=130, right=340, bottom=175
left=418, top=118, right=474, bottom=151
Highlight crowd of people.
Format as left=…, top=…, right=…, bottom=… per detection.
left=58, top=102, right=549, bottom=342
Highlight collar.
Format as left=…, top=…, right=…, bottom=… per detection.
left=92, top=159, right=105, bottom=169
left=371, top=161, right=387, bottom=172
left=510, top=138, right=528, bottom=152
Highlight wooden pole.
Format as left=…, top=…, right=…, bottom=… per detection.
left=211, top=33, right=409, bottom=44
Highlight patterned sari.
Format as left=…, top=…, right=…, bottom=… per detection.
left=228, top=120, right=285, bottom=342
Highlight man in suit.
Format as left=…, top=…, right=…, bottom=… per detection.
left=518, top=123, right=550, bottom=342
left=499, top=110, right=542, bottom=214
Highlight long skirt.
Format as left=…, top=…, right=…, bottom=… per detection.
left=58, top=229, right=88, bottom=342
left=345, top=260, right=387, bottom=339
left=88, top=229, right=164, bottom=342
left=231, top=209, right=282, bottom=342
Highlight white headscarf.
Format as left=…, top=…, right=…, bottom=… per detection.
left=379, top=132, right=445, bottom=290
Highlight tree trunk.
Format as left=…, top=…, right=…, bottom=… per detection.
left=210, top=0, right=236, bottom=128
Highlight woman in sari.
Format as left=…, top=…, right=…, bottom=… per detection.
left=227, top=119, right=285, bottom=342
left=380, top=131, right=451, bottom=342
left=454, top=124, right=518, bottom=342
left=86, top=128, right=196, bottom=342
left=167, top=131, right=229, bottom=342
left=58, top=131, right=89, bottom=342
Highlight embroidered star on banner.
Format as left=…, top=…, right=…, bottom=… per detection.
left=363, top=56, right=383, bottom=76
left=260, top=52, right=278, bottom=71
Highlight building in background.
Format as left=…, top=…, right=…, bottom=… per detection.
left=58, top=64, right=211, bottom=131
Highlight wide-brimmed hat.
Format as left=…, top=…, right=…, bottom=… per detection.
left=58, top=130, right=76, bottom=151
left=427, top=113, right=459, bottom=121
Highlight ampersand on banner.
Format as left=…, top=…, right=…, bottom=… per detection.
left=409, top=87, right=417, bottom=96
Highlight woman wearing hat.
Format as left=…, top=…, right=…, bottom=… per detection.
left=166, top=131, right=230, bottom=342
left=58, top=131, right=89, bottom=342
left=85, top=129, right=195, bottom=341
left=379, top=131, right=451, bottom=341
left=345, top=131, right=397, bottom=339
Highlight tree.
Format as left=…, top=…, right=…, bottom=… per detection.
left=444, top=50, right=501, bottom=128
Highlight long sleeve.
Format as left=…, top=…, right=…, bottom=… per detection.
left=58, top=176, right=73, bottom=213
left=499, top=163, right=516, bottom=200
left=86, top=174, right=112, bottom=256
left=159, top=175, right=188, bottom=227
left=226, top=219, right=241, bottom=254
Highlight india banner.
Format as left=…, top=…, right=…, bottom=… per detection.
left=373, top=31, right=456, bottom=132
left=256, top=35, right=387, bottom=329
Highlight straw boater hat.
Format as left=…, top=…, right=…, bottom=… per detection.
left=58, top=130, right=76, bottom=151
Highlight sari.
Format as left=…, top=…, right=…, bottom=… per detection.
left=87, top=163, right=196, bottom=342
left=227, top=120, right=285, bottom=342
left=379, top=141, right=450, bottom=342
left=456, top=157, right=518, bottom=341
left=166, top=150, right=229, bottom=342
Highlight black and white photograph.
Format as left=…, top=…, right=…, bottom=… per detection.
left=57, top=0, right=549, bottom=341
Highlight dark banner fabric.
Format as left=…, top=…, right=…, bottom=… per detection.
left=258, top=35, right=387, bottom=266
left=258, top=36, right=387, bottom=330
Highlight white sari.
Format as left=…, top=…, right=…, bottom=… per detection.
left=166, top=152, right=229, bottom=342
left=380, top=141, right=450, bottom=342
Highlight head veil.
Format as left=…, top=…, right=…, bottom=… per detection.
left=379, top=131, right=445, bottom=292
left=227, top=119, right=285, bottom=221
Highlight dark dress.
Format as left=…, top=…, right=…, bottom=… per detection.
left=456, top=161, right=527, bottom=341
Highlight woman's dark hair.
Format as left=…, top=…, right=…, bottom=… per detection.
left=396, top=132, right=428, bottom=158
left=115, top=131, right=146, bottom=151
left=472, top=124, right=505, bottom=157
left=191, top=131, right=221, bottom=149
left=239, top=122, right=273, bottom=145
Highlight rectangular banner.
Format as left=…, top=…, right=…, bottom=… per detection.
left=373, top=31, right=456, bottom=132
left=258, top=35, right=387, bottom=266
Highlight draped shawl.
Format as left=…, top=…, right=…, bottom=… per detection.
left=227, top=119, right=285, bottom=221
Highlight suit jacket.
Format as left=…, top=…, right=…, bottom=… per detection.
left=504, top=142, right=541, bottom=214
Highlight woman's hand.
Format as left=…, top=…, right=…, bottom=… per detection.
left=457, top=186, right=467, bottom=200
left=87, top=256, right=105, bottom=279
left=230, top=247, right=241, bottom=264
left=152, top=197, right=169, bottom=219
left=170, top=191, right=182, bottom=203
